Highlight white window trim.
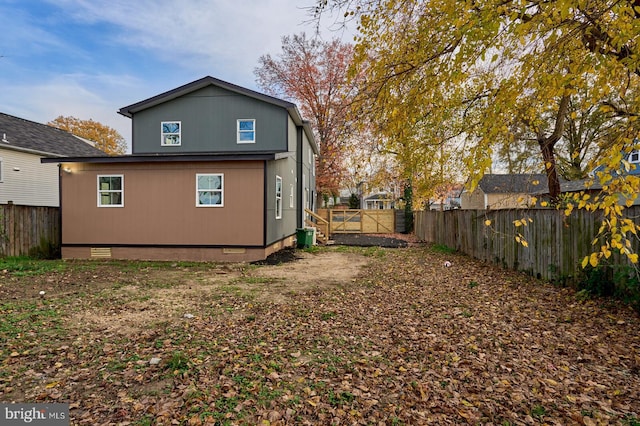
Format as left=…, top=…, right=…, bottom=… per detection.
left=237, top=119, right=256, bottom=144
left=161, top=121, right=182, bottom=146
left=275, top=175, right=283, bottom=219
left=630, top=150, right=640, bottom=163
left=97, top=174, right=124, bottom=207
left=0, top=157, right=3, bottom=182
left=196, top=173, right=224, bottom=207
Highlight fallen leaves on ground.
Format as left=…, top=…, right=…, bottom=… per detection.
left=1, top=246, right=639, bottom=425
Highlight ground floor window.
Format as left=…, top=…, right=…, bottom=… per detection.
left=97, top=175, right=124, bottom=207
left=196, top=173, right=224, bottom=207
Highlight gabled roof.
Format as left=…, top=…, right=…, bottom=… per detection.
left=477, top=174, right=549, bottom=194
left=0, top=112, right=106, bottom=157
left=364, top=193, right=393, bottom=201
left=118, top=76, right=319, bottom=154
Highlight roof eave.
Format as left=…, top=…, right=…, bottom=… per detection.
left=119, top=76, right=296, bottom=118
left=41, top=152, right=279, bottom=164
left=1, top=143, right=66, bottom=158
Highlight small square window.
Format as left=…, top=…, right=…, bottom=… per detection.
left=97, top=175, right=124, bottom=207
left=162, top=121, right=181, bottom=146
left=237, top=119, right=255, bottom=144
left=629, top=150, right=640, bottom=163
left=197, top=174, right=224, bottom=207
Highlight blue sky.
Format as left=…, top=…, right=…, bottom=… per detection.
left=0, top=0, right=349, bottom=150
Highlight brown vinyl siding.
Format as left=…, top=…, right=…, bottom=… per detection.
left=61, top=161, right=264, bottom=247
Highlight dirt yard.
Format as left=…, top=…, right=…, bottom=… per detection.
left=1, top=243, right=639, bottom=425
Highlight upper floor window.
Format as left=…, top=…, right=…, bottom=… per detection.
left=275, top=176, right=283, bottom=219
left=0, top=157, right=3, bottom=182
left=97, top=175, right=124, bottom=207
left=237, top=119, right=255, bottom=144
left=630, top=150, right=640, bottom=163
left=196, top=174, right=224, bottom=207
left=161, top=121, right=181, bottom=146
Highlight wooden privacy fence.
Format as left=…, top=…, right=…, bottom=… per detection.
left=414, top=207, right=640, bottom=283
left=0, top=204, right=60, bottom=257
left=317, top=209, right=396, bottom=234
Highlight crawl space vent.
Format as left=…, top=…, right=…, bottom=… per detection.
left=90, top=247, right=112, bottom=258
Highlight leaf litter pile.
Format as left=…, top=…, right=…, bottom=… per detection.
left=1, top=245, right=639, bottom=425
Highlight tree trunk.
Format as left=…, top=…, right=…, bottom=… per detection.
left=538, top=94, right=571, bottom=201
left=539, top=138, right=561, bottom=200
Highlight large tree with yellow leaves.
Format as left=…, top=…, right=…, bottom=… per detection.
left=314, top=0, right=640, bottom=265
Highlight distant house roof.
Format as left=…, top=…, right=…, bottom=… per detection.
left=0, top=112, right=106, bottom=157
left=477, top=174, right=549, bottom=194
left=118, top=75, right=319, bottom=155
left=364, top=193, right=393, bottom=201
left=559, top=179, right=603, bottom=193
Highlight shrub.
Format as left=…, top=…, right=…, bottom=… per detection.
left=576, top=264, right=640, bottom=313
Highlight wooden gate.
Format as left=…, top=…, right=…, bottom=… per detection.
left=320, top=209, right=395, bottom=234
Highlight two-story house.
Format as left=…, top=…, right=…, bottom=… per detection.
left=42, top=76, right=318, bottom=262
left=0, top=112, right=105, bottom=207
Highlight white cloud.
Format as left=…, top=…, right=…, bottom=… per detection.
left=45, top=0, right=329, bottom=88
left=3, top=74, right=138, bottom=151
left=1, top=0, right=354, bottom=152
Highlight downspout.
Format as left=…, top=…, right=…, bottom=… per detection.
left=57, top=163, right=63, bottom=258
left=263, top=160, right=268, bottom=247
left=296, top=127, right=303, bottom=228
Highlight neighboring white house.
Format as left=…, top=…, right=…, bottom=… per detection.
left=363, top=192, right=395, bottom=209
left=0, top=113, right=105, bottom=207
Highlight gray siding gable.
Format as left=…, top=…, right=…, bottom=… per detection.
left=120, top=76, right=318, bottom=156
left=130, top=86, right=290, bottom=153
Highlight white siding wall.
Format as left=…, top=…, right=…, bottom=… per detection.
left=0, top=148, right=59, bottom=206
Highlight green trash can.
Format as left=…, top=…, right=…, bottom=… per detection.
left=296, top=228, right=314, bottom=248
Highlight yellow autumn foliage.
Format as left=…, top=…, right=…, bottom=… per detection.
left=317, top=0, right=640, bottom=266
left=48, top=115, right=127, bottom=155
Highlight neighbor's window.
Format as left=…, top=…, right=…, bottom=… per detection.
left=630, top=150, right=640, bottom=163
left=196, top=174, right=224, bottom=207
left=237, top=119, right=255, bottom=143
left=161, top=121, right=181, bottom=146
left=276, top=176, right=283, bottom=219
left=97, top=175, right=124, bottom=207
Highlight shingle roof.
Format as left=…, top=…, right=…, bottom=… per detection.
left=0, top=112, right=106, bottom=157
left=364, top=193, right=393, bottom=201
left=478, top=174, right=549, bottom=194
